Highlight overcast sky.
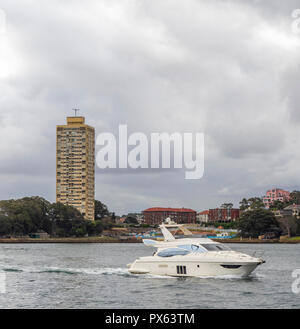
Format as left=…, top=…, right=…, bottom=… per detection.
left=0, top=0, right=300, bottom=215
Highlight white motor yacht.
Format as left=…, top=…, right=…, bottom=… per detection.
left=127, top=219, right=265, bottom=277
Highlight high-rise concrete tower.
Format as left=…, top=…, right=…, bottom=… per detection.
left=56, top=115, right=95, bottom=220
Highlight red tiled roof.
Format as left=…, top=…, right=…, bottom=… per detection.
left=198, top=210, right=209, bottom=215
left=144, top=207, right=196, bottom=213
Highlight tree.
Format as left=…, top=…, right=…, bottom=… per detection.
left=48, top=202, right=84, bottom=236
left=0, top=196, right=52, bottom=236
left=277, top=216, right=300, bottom=237
left=94, top=200, right=110, bottom=220
left=86, top=220, right=104, bottom=236
left=247, top=197, right=265, bottom=209
left=0, top=215, right=11, bottom=236
left=124, top=216, right=138, bottom=225
left=238, top=209, right=281, bottom=238
left=239, top=198, right=249, bottom=211
left=239, top=197, right=264, bottom=211
left=0, top=196, right=110, bottom=238
left=269, top=200, right=286, bottom=210
left=94, top=220, right=104, bottom=234
left=221, top=203, right=233, bottom=209
left=290, top=191, right=300, bottom=205
left=49, top=202, right=83, bottom=222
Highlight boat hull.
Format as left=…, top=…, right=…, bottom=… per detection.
left=128, top=259, right=261, bottom=277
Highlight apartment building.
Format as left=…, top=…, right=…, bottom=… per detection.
left=56, top=116, right=95, bottom=220
left=143, top=207, right=197, bottom=225
left=263, top=188, right=290, bottom=208
left=197, top=210, right=209, bottom=223
left=208, top=208, right=240, bottom=222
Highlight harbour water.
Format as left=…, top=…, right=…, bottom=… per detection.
left=0, top=243, right=299, bottom=309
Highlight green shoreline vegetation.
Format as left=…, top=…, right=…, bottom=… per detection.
left=0, top=237, right=300, bottom=243
left=0, top=236, right=140, bottom=243
left=0, top=197, right=110, bottom=239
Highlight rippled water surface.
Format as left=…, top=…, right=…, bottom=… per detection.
left=0, top=243, right=299, bottom=308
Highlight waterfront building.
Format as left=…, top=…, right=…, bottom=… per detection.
left=118, top=217, right=127, bottom=224
left=56, top=115, right=95, bottom=220
left=273, top=204, right=300, bottom=219
left=197, top=210, right=209, bottom=223
left=143, top=207, right=197, bottom=225
left=262, top=188, right=290, bottom=208
left=208, top=208, right=240, bottom=222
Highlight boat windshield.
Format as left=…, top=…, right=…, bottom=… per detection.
left=157, top=248, right=190, bottom=257
left=177, top=244, right=207, bottom=253
left=201, top=243, right=231, bottom=251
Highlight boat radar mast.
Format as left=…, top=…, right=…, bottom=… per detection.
left=161, top=218, right=194, bottom=237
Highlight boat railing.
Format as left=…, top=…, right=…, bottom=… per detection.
left=251, top=250, right=265, bottom=258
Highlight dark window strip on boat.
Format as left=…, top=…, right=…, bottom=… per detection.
left=221, top=265, right=241, bottom=269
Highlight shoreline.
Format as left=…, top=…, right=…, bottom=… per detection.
left=0, top=237, right=299, bottom=243
left=0, top=237, right=141, bottom=243
left=212, top=238, right=300, bottom=244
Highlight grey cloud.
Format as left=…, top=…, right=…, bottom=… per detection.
left=0, top=0, right=300, bottom=215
